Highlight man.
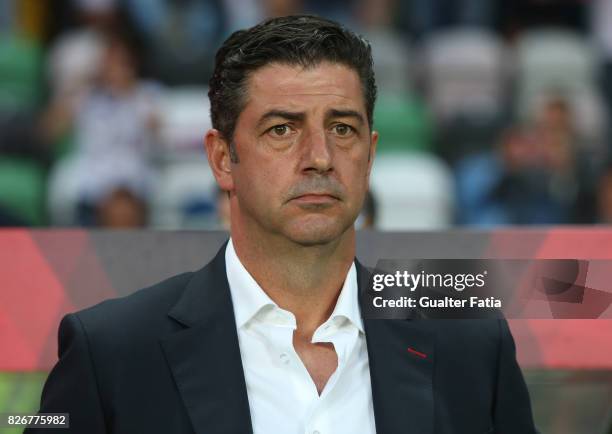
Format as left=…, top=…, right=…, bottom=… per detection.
left=28, top=15, right=538, bottom=434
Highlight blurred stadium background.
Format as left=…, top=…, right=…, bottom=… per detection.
left=1, top=0, right=612, bottom=433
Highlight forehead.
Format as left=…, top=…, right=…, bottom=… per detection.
left=243, top=61, right=366, bottom=115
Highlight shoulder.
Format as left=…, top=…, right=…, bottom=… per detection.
left=71, top=271, right=195, bottom=345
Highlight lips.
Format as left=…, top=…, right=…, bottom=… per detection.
left=291, top=193, right=339, bottom=205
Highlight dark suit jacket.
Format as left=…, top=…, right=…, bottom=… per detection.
left=27, top=245, right=538, bottom=434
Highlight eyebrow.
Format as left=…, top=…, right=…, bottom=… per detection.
left=327, top=109, right=365, bottom=126
left=257, top=110, right=305, bottom=129
left=257, top=108, right=365, bottom=129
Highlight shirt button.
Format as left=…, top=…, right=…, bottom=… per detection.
left=279, top=353, right=290, bottom=364
left=312, top=431, right=320, bottom=434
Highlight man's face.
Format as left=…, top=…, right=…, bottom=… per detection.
left=219, top=61, right=377, bottom=246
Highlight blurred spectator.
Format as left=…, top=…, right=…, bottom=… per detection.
left=532, top=96, right=598, bottom=224
left=97, top=187, right=148, bottom=227
left=45, top=0, right=130, bottom=111
left=122, top=0, right=226, bottom=85
left=456, top=128, right=529, bottom=226
left=456, top=97, right=597, bottom=225
left=43, top=34, right=160, bottom=226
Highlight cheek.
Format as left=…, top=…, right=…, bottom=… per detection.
left=343, top=152, right=371, bottom=185
left=350, top=153, right=373, bottom=195
left=234, top=160, right=284, bottom=203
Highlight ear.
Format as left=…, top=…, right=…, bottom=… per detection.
left=204, top=129, right=234, bottom=192
left=366, top=130, right=378, bottom=180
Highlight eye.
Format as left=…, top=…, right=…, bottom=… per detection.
left=332, top=123, right=355, bottom=136
left=268, top=124, right=292, bottom=137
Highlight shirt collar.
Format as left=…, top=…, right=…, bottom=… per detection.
left=225, top=239, right=275, bottom=329
left=327, top=261, right=364, bottom=333
left=224, top=239, right=364, bottom=333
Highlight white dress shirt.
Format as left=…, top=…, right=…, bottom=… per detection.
left=225, top=239, right=376, bottom=434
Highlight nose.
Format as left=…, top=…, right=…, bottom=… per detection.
left=301, top=127, right=333, bottom=174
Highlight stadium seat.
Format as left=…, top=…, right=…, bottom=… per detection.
left=150, top=157, right=218, bottom=229
left=369, top=152, right=454, bottom=230
left=0, top=35, right=42, bottom=110
left=157, top=87, right=211, bottom=155
left=421, top=27, right=509, bottom=123
left=365, top=29, right=412, bottom=95
left=373, top=93, right=433, bottom=152
left=0, top=156, right=46, bottom=226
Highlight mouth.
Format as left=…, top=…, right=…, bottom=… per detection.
left=290, top=193, right=340, bottom=206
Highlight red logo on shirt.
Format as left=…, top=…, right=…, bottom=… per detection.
left=407, top=347, right=427, bottom=359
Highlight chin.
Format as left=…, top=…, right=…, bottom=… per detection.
left=290, top=232, right=339, bottom=247
left=284, top=215, right=353, bottom=247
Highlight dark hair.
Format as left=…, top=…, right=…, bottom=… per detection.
left=208, top=15, right=377, bottom=161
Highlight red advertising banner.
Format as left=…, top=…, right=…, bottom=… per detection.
left=1, top=228, right=611, bottom=370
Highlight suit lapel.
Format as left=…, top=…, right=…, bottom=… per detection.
left=357, top=261, right=435, bottom=434
left=160, top=245, right=253, bottom=434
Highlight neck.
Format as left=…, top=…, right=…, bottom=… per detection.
left=231, top=223, right=355, bottom=338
